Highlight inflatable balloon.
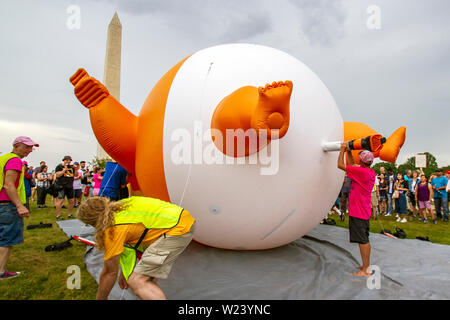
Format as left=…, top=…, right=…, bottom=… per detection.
left=70, top=43, right=405, bottom=250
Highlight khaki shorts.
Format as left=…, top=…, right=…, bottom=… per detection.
left=371, top=191, right=379, bottom=207
left=133, top=222, right=195, bottom=279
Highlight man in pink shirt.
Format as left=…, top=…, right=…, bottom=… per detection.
left=0, top=136, right=38, bottom=280
left=338, top=142, right=376, bottom=277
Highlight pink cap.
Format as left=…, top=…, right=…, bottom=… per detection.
left=359, top=150, right=374, bottom=165
left=13, top=136, right=39, bottom=147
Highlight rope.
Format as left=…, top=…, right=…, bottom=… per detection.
left=178, top=62, right=213, bottom=207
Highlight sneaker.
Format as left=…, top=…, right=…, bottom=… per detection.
left=444, top=218, right=449, bottom=222
left=395, top=214, right=399, bottom=218
left=423, top=219, right=428, bottom=223
left=56, top=216, right=64, bottom=220
left=400, top=218, right=408, bottom=223
left=385, top=213, right=391, bottom=217
left=0, top=271, right=20, bottom=280
left=67, top=215, right=74, bottom=219
left=433, top=219, right=437, bottom=224
left=396, top=217, right=401, bottom=222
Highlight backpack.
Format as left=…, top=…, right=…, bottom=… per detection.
left=393, top=227, right=406, bottom=239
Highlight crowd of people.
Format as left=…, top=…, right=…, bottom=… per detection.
left=1, top=136, right=195, bottom=299
left=336, top=166, right=450, bottom=224
left=22, top=157, right=129, bottom=219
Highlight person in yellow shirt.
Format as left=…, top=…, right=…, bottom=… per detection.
left=77, top=196, right=195, bottom=300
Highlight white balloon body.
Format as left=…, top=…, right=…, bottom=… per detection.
left=162, top=44, right=344, bottom=250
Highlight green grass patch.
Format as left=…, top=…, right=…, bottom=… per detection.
left=0, top=199, right=97, bottom=299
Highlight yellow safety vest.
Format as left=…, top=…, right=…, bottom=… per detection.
left=114, top=196, right=184, bottom=281
left=0, top=153, right=26, bottom=204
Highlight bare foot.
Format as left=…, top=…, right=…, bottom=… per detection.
left=351, top=270, right=372, bottom=277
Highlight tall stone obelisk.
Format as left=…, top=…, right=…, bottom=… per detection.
left=97, top=12, right=122, bottom=159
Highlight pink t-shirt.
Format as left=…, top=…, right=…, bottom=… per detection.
left=93, top=174, right=102, bottom=189
left=346, top=165, right=376, bottom=220
left=0, top=157, right=23, bottom=201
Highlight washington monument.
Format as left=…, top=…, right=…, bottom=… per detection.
left=97, top=12, right=122, bottom=159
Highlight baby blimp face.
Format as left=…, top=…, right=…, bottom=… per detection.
left=159, top=44, right=344, bottom=250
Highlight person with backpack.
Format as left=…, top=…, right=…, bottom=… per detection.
left=338, top=143, right=376, bottom=277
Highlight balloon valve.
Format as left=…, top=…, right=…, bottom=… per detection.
left=321, top=141, right=342, bottom=152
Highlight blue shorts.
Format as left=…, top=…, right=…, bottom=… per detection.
left=0, top=203, right=24, bottom=247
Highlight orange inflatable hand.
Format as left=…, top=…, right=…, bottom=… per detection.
left=379, top=127, right=406, bottom=163
left=70, top=68, right=89, bottom=87
left=70, top=69, right=110, bottom=109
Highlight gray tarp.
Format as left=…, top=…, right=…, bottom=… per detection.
left=57, top=220, right=450, bottom=300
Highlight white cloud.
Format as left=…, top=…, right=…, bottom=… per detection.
left=0, top=118, right=96, bottom=171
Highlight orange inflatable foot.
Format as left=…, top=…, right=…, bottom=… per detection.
left=211, top=80, right=293, bottom=157
left=252, top=81, right=293, bottom=139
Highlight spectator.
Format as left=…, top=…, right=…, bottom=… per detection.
left=404, top=169, right=412, bottom=182
left=338, top=145, right=376, bottom=277
left=54, top=156, right=75, bottom=220
left=394, top=173, right=409, bottom=223
left=98, top=161, right=128, bottom=201
left=28, top=166, right=36, bottom=202
left=378, top=174, right=388, bottom=215
left=0, top=136, right=38, bottom=279
left=416, top=174, right=436, bottom=224
left=446, top=170, right=450, bottom=200
left=72, top=162, right=83, bottom=208
left=23, top=162, right=33, bottom=211
left=408, top=171, right=420, bottom=219
left=49, top=170, right=59, bottom=209
left=430, top=169, right=449, bottom=222
left=92, top=167, right=103, bottom=196
left=371, top=175, right=380, bottom=220
left=32, top=161, right=45, bottom=201
left=385, top=168, right=396, bottom=216
left=36, top=165, right=52, bottom=209
left=339, top=176, right=352, bottom=215
left=79, top=161, right=88, bottom=201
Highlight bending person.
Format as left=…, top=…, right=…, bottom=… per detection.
left=337, top=143, right=376, bottom=277
left=77, top=196, right=196, bottom=300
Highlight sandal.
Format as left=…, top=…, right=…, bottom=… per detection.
left=56, top=216, right=64, bottom=220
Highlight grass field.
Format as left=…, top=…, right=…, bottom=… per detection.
left=1, top=198, right=449, bottom=299
left=328, top=209, right=450, bottom=245
left=0, top=199, right=97, bottom=300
